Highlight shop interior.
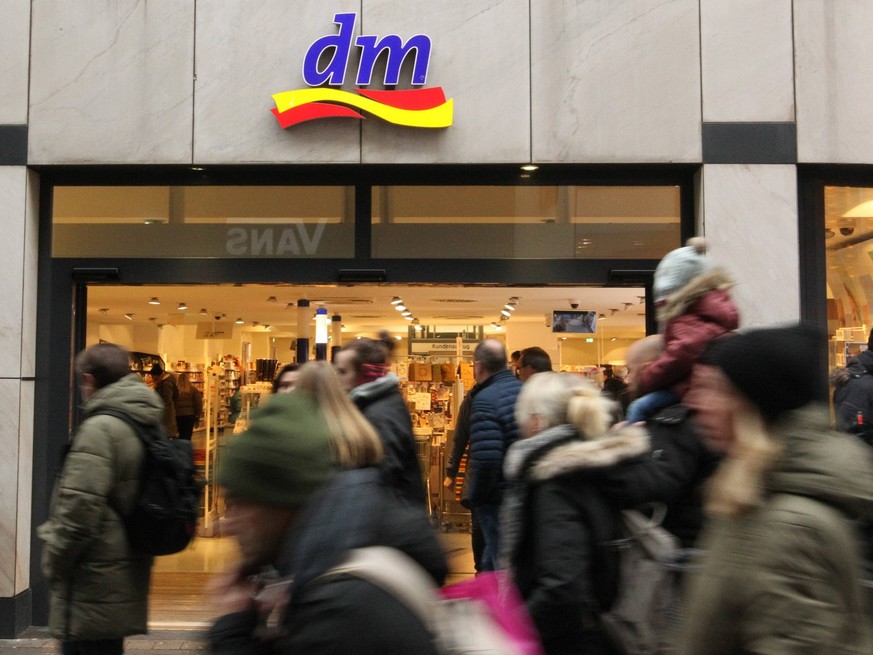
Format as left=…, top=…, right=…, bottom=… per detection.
left=86, top=282, right=646, bottom=627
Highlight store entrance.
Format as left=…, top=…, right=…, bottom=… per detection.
left=85, top=281, right=647, bottom=628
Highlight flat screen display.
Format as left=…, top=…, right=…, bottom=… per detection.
left=552, top=310, right=597, bottom=333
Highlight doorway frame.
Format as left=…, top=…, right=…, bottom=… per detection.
left=31, top=162, right=697, bottom=624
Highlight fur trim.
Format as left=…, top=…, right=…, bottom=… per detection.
left=529, top=424, right=650, bottom=482
left=658, top=267, right=734, bottom=324
left=830, top=366, right=854, bottom=388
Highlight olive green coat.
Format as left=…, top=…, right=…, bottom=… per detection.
left=38, top=373, right=164, bottom=640
left=680, top=405, right=873, bottom=655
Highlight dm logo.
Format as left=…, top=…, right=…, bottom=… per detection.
left=271, top=13, right=453, bottom=129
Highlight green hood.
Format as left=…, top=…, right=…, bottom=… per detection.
left=83, top=373, right=165, bottom=425
left=766, top=404, right=873, bottom=522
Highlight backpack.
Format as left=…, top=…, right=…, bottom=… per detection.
left=324, top=546, right=543, bottom=655
left=599, top=506, right=681, bottom=655
left=97, top=408, right=203, bottom=556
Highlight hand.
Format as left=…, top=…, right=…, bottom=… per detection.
left=207, top=562, right=260, bottom=616
left=443, top=476, right=455, bottom=489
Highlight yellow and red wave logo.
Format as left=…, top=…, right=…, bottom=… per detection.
left=272, top=13, right=453, bottom=129
left=271, top=87, right=453, bottom=129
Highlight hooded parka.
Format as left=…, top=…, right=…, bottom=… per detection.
left=38, top=373, right=164, bottom=640
left=679, top=406, right=873, bottom=655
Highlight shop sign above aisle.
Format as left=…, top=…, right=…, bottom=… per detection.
left=271, top=13, right=454, bottom=129
left=410, top=341, right=475, bottom=355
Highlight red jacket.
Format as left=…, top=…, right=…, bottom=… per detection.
left=639, top=269, right=739, bottom=398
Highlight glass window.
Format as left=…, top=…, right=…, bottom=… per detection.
left=371, top=185, right=681, bottom=258
left=824, top=185, right=873, bottom=367
left=52, top=186, right=354, bottom=258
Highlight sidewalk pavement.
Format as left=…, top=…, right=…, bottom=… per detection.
left=0, top=630, right=207, bottom=654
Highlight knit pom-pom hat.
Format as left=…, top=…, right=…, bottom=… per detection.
left=653, top=237, right=710, bottom=303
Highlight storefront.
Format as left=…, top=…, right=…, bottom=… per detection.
left=3, top=1, right=868, bottom=636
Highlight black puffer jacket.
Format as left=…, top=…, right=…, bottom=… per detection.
left=208, top=468, right=447, bottom=655
left=832, top=349, right=873, bottom=446
left=350, top=373, right=426, bottom=506
left=502, top=424, right=650, bottom=655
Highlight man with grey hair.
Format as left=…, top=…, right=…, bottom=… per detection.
left=38, top=343, right=164, bottom=655
left=466, top=339, right=523, bottom=570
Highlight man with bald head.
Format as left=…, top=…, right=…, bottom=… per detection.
left=466, top=339, right=523, bottom=570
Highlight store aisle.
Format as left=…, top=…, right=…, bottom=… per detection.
left=147, top=530, right=475, bottom=629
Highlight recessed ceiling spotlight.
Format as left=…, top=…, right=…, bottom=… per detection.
left=235, top=318, right=244, bottom=324
left=521, top=164, right=539, bottom=172
left=124, top=313, right=134, bottom=320
left=390, top=297, right=402, bottom=305
left=200, top=308, right=208, bottom=315
left=98, top=308, right=109, bottom=315
left=148, top=297, right=160, bottom=305
left=404, top=315, right=414, bottom=321
left=401, top=310, right=412, bottom=317
left=149, top=317, right=156, bottom=322
left=286, top=302, right=295, bottom=308
left=395, top=304, right=407, bottom=312
left=504, top=303, right=517, bottom=311
left=414, top=324, right=423, bottom=332
left=190, top=166, right=205, bottom=171
left=267, top=296, right=277, bottom=303
left=500, top=309, right=511, bottom=318
left=177, top=302, right=188, bottom=311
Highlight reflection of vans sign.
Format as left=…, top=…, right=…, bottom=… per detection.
left=271, top=13, right=453, bottom=129
left=226, top=222, right=326, bottom=256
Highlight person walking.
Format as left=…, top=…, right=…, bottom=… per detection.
left=207, top=392, right=447, bottom=655
left=680, top=324, right=873, bottom=654
left=831, top=329, right=873, bottom=447
left=38, top=343, right=165, bottom=655
left=174, top=372, right=202, bottom=440
left=333, top=333, right=426, bottom=507
left=466, top=339, right=523, bottom=571
left=517, top=346, right=553, bottom=382
left=149, top=363, right=179, bottom=438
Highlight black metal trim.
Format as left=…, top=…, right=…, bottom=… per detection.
left=0, top=590, right=32, bottom=638
left=0, top=125, right=27, bottom=166
left=702, top=122, right=797, bottom=164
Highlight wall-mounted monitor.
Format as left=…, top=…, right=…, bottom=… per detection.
left=551, top=310, right=597, bottom=333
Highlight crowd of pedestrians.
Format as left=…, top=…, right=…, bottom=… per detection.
left=37, top=240, right=873, bottom=654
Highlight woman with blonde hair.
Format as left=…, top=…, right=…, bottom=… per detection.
left=294, top=361, right=383, bottom=469
left=680, top=324, right=873, bottom=654
left=501, top=371, right=649, bottom=655
left=174, top=371, right=202, bottom=440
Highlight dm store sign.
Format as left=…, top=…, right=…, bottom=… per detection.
left=271, top=13, right=453, bottom=129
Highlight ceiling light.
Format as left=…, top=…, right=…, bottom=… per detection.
left=500, top=309, right=511, bottom=317
left=395, top=335, right=402, bottom=340
left=390, top=297, right=402, bottom=305
left=200, top=308, right=208, bottom=315
left=504, top=303, right=516, bottom=311
left=235, top=318, right=244, bottom=324
left=252, top=321, right=259, bottom=327
left=177, top=302, right=188, bottom=311
left=286, top=302, right=295, bottom=308
left=825, top=228, right=835, bottom=239
left=148, top=297, right=160, bottom=305
left=494, top=324, right=503, bottom=331
left=124, top=313, right=134, bottom=321
left=263, top=325, right=271, bottom=330
left=395, top=304, right=407, bottom=312
left=402, top=310, right=412, bottom=317
left=414, top=324, right=423, bottom=332
left=521, top=164, right=539, bottom=172
left=190, top=166, right=205, bottom=171
left=98, top=308, right=109, bottom=315
left=404, top=315, right=414, bottom=321
left=598, top=313, right=606, bottom=320
left=267, top=296, right=277, bottom=303
left=149, top=317, right=156, bottom=322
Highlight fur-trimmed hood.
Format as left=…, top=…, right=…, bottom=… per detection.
left=830, top=348, right=873, bottom=388
left=657, top=267, right=735, bottom=324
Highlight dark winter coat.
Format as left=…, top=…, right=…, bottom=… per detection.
left=640, top=269, right=739, bottom=399
left=174, top=386, right=203, bottom=419
left=349, top=373, right=426, bottom=507
left=37, top=374, right=163, bottom=640
left=154, top=372, right=179, bottom=437
left=467, top=369, right=522, bottom=507
left=832, top=349, right=873, bottom=446
left=502, top=423, right=650, bottom=655
left=596, top=404, right=721, bottom=548
left=680, top=406, right=873, bottom=655
left=208, top=468, right=447, bottom=655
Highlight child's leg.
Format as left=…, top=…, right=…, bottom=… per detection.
left=625, top=389, right=680, bottom=423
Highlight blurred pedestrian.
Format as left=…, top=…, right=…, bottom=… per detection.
left=207, top=392, right=446, bottom=655
left=174, top=372, right=203, bottom=440
left=38, top=344, right=164, bottom=655
left=831, top=329, right=873, bottom=447
left=149, top=363, right=179, bottom=437
left=680, top=324, right=873, bottom=654
left=272, top=363, right=300, bottom=394
left=517, top=346, right=553, bottom=382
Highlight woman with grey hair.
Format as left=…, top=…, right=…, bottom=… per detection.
left=501, top=372, right=649, bottom=655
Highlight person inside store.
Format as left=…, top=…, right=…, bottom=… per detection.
left=501, top=371, right=649, bottom=655
left=293, top=361, right=383, bottom=469
left=600, top=364, right=630, bottom=417
left=38, top=343, right=164, bottom=655
left=272, top=363, right=300, bottom=394
left=174, top=372, right=203, bottom=441
left=467, top=339, right=523, bottom=571
left=510, top=350, right=522, bottom=378
left=678, top=324, right=873, bottom=654
left=517, top=346, right=553, bottom=383
left=442, top=382, right=484, bottom=572
left=206, top=392, right=447, bottom=655
left=333, top=332, right=427, bottom=508
left=149, top=362, right=179, bottom=438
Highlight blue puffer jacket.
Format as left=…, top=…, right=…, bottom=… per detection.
left=466, top=369, right=522, bottom=506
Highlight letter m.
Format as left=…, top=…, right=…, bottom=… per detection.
left=355, top=34, right=431, bottom=86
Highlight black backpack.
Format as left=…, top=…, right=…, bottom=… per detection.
left=97, top=408, right=203, bottom=556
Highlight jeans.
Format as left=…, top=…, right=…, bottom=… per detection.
left=62, top=639, right=124, bottom=655
left=625, top=389, right=680, bottom=423
left=472, top=504, right=500, bottom=572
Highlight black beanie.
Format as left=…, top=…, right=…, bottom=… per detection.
left=705, top=323, right=824, bottom=422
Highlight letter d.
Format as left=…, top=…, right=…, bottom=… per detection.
left=302, top=13, right=356, bottom=86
